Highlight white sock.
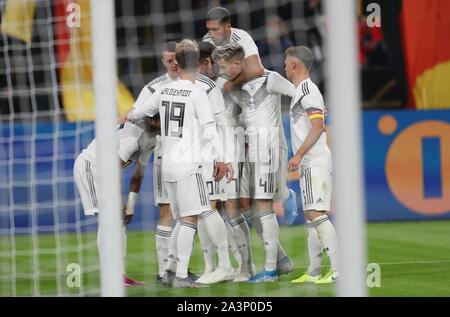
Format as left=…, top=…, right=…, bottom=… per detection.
left=312, top=215, right=339, bottom=272
left=176, top=221, right=197, bottom=279
left=155, top=225, right=172, bottom=278
left=229, top=215, right=253, bottom=274
left=252, top=211, right=287, bottom=262
left=258, top=210, right=280, bottom=272
left=167, top=221, right=180, bottom=272
left=197, top=217, right=217, bottom=273
left=201, top=209, right=232, bottom=271
left=306, top=221, right=323, bottom=276
left=225, top=221, right=242, bottom=271
left=242, top=209, right=253, bottom=224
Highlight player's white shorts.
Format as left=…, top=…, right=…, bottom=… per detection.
left=165, top=172, right=211, bottom=219
left=219, top=161, right=240, bottom=201
left=299, top=165, right=332, bottom=211
left=240, top=147, right=283, bottom=200
left=153, top=154, right=169, bottom=206
left=73, top=156, right=99, bottom=216
left=202, top=162, right=222, bottom=201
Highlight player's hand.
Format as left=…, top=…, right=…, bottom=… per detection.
left=123, top=213, right=133, bottom=225
left=288, top=154, right=302, bottom=172
left=117, top=113, right=129, bottom=124
left=213, top=161, right=226, bottom=181
left=225, top=163, right=234, bottom=183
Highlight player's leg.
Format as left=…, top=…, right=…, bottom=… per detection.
left=195, top=165, right=234, bottom=284
left=291, top=218, right=323, bottom=283
left=299, top=165, right=338, bottom=284
left=153, top=155, right=174, bottom=283
left=160, top=181, right=180, bottom=287
left=197, top=216, right=217, bottom=276
left=248, top=152, right=280, bottom=283
left=171, top=174, right=211, bottom=288
left=226, top=198, right=254, bottom=281
left=155, top=204, right=173, bottom=283
left=196, top=199, right=235, bottom=284
left=222, top=161, right=254, bottom=281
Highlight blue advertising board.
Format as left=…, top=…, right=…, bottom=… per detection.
left=1, top=109, right=449, bottom=233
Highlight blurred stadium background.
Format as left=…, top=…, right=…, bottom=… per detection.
left=1, top=0, right=450, bottom=296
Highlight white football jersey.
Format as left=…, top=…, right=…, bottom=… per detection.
left=195, top=73, right=226, bottom=115
left=215, top=75, right=242, bottom=127
left=133, top=73, right=177, bottom=110
left=79, top=120, right=157, bottom=169
left=128, top=79, right=222, bottom=182
left=235, top=71, right=292, bottom=160
left=289, top=78, right=331, bottom=167
left=203, top=27, right=259, bottom=58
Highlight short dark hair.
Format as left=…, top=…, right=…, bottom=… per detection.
left=161, top=41, right=178, bottom=54
left=206, top=7, right=231, bottom=24
left=285, top=46, right=314, bottom=71
left=198, top=41, right=216, bottom=61
left=175, top=39, right=199, bottom=72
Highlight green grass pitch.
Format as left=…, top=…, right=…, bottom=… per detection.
left=1, top=220, right=450, bottom=296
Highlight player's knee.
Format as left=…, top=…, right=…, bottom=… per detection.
left=239, top=198, right=252, bottom=210
left=159, top=204, right=173, bottom=226
left=304, top=209, right=328, bottom=221
left=255, top=199, right=273, bottom=211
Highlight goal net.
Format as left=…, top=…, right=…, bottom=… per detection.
left=0, top=0, right=328, bottom=296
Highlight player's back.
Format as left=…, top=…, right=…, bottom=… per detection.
left=203, top=27, right=259, bottom=58
left=133, top=73, right=176, bottom=111
left=79, top=120, right=157, bottom=168
left=195, top=73, right=225, bottom=115
left=157, top=79, right=209, bottom=182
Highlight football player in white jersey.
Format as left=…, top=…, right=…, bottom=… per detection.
left=213, top=43, right=296, bottom=282
left=130, top=42, right=180, bottom=284
left=284, top=46, right=339, bottom=284
left=73, top=115, right=160, bottom=287
left=203, top=7, right=264, bottom=92
left=128, top=40, right=231, bottom=288
left=194, top=41, right=255, bottom=283
left=189, top=43, right=236, bottom=285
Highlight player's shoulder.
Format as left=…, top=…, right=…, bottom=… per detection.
left=202, top=33, right=215, bottom=45
left=231, top=28, right=253, bottom=42
left=215, top=75, right=229, bottom=89
left=119, top=121, right=145, bottom=140
left=262, top=69, right=273, bottom=78
left=196, top=73, right=217, bottom=91
left=299, top=78, right=321, bottom=97
left=146, top=74, right=168, bottom=92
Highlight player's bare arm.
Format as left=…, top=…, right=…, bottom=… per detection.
left=288, top=118, right=324, bottom=172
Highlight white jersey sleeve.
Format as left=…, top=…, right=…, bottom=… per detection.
left=208, top=85, right=226, bottom=114
left=128, top=87, right=160, bottom=121
left=300, top=81, right=326, bottom=120
left=230, top=28, right=259, bottom=58
left=267, top=71, right=296, bottom=97
left=132, top=73, right=174, bottom=111
left=118, top=136, right=139, bottom=165
left=133, top=86, right=152, bottom=110
left=192, top=87, right=225, bottom=162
